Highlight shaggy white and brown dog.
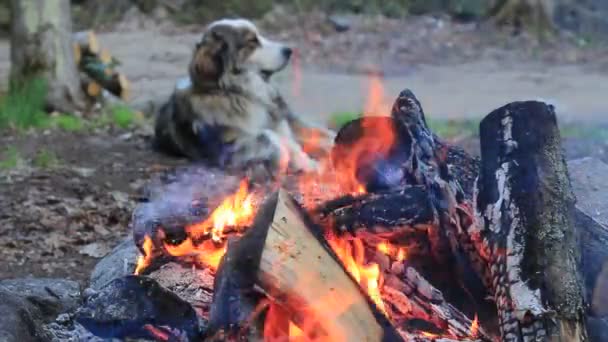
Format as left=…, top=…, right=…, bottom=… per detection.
left=154, top=18, right=334, bottom=178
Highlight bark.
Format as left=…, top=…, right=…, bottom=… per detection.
left=474, top=101, right=588, bottom=341
left=10, top=0, right=87, bottom=113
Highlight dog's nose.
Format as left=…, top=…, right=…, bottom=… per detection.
left=281, top=47, right=293, bottom=59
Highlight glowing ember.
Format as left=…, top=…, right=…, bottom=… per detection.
left=377, top=242, right=407, bottom=262
left=470, top=314, right=479, bottom=338
left=328, top=236, right=387, bottom=315
left=163, top=238, right=227, bottom=271
left=134, top=235, right=154, bottom=275
left=421, top=331, right=439, bottom=338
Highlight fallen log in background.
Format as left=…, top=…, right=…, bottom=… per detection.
left=72, top=30, right=131, bottom=102
left=474, top=101, right=588, bottom=341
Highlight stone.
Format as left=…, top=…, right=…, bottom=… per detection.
left=0, top=278, right=81, bottom=322
left=76, top=276, right=200, bottom=340
left=89, top=237, right=138, bottom=290
left=569, top=157, right=608, bottom=227
left=0, top=288, right=50, bottom=342
left=328, top=15, right=351, bottom=32
left=568, top=158, right=608, bottom=317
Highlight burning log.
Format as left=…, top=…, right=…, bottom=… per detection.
left=207, top=189, right=401, bottom=341
left=207, top=189, right=488, bottom=341
left=314, top=185, right=436, bottom=234
left=474, top=101, right=588, bottom=341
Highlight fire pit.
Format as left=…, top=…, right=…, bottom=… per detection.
left=75, top=88, right=592, bottom=341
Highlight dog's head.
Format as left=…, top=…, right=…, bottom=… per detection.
left=189, top=18, right=292, bottom=88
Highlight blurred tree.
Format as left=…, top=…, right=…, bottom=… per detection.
left=9, top=0, right=86, bottom=113
left=491, top=0, right=557, bottom=37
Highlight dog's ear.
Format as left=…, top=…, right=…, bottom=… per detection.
left=189, top=31, right=225, bottom=85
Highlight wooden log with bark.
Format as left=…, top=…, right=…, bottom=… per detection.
left=315, top=90, right=590, bottom=341
left=10, top=0, right=87, bottom=113
left=473, top=101, right=588, bottom=341
left=206, top=189, right=489, bottom=341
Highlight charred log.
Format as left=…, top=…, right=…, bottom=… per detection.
left=474, top=101, right=588, bottom=341
left=315, top=185, right=436, bottom=234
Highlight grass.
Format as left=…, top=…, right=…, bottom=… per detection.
left=0, top=146, right=22, bottom=170
left=50, top=114, right=85, bottom=132
left=559, top=123, right=608, bottom=141
left=32, top=149, right=59, bottom=169
left=109, top=104, right=138, bottom=129
left=0, top=78, right=49, bottom=130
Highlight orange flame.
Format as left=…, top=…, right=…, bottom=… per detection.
left=331, top=74, right=396, bottom=194
left=470, top=314, right=479, bottom=338
left=327, top=236, right=386, bottom=315
left=135, top=180, right=256, bottom=274
left=363, top=72, right=391, bottom=117
left=134, top=235, right=154, bottom=275
left=186, top=180, right=254, bottom=242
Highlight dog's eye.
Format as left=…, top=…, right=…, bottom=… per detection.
left=248, top=36, right=259, bottom=45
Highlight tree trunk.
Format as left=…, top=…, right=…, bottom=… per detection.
left=475, top=101, right=588, bottom=341
left=10, top=0, right=87, bottom=113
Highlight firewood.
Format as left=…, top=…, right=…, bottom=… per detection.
left=474, top=101, right=588, bottom=341
left=80, top=74, right=102, bottom=99
left=98, top=48, right=113, bottom=65
left=207, top=189, right=402, bottom=341
left=314, top=185, right=437, bottom=235
left=102, top=72, right=130, bottom=101
left=73, top=30, right=100, bottom=56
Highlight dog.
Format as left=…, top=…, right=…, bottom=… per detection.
left=154, top=18, right=335, bottom=178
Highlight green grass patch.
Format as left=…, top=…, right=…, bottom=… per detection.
left=0, top=146, right=23, bottom=170
left=50, top=114, right=85, bottom=132
left=32, top=149, right=59, bottom=169
left=427, top=118, right=479, bottom=139
left=0, top=78, right=49, bottom=130
left=108, top=104, right=138, bottom=129
left=559, top=123, right=608, bottom=141
left=329, top=111, right=361, bottom=130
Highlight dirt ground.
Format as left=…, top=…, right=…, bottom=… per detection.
left=1, top=12, right=608, bottom=283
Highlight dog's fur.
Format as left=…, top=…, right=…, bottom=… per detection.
left=154, top=18, right=334, bottom=177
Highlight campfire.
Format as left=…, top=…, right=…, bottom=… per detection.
left=75, top=81, right=589, bottom=341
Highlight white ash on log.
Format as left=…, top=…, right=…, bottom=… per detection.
left=473, top=101, right=588, bottom=341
